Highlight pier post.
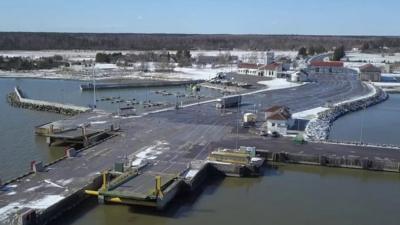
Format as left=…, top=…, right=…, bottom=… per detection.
left=81, top=126, right=89, bottom=146
left=49, top=124, right=54, bottom=134
left=16, top=208, right=36, bottom=225
left=65, top=148, right=77, bottom=158
left=46, top=137, right=53, bottom=146
left=31, top=161, right=44, bottom=173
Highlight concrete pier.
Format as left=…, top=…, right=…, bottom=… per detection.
left=1, top=73, right=397, bottom=225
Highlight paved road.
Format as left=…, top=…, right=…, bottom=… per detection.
left=0, top=73, right=383, bottom=225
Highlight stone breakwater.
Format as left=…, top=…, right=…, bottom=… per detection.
left=305, top=84, right=389, bottom=141
left=6, top=87, right=91, bottom=116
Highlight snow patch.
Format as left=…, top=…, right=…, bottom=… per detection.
left=185, top=169, right=199, bottom=179
left=26, top=195, right=64, bottom=209
left=0, top=202, right=22, bottom=223
left=258, top=78, right=304, bottom=90
left=292, top=107, right=329, bottom=120
left=44, top=180, right=64, bottom=189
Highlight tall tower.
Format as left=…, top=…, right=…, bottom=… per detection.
left=266, top=51, right=274, bottom=65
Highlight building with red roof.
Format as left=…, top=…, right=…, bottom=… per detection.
left=308, top=61, right=345, bottom=74
left=238, top=62, right=282, bottom=77
left=264, top=105, right=293, bottom=135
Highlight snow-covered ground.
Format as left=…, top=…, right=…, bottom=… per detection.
left=292, top=107, right=329, bottom=120
left=0, top=50, right=298, bottom=61
left=172, top=66, right=233, bottom=80
left=0, top=50, right=299, bottom=81
left=346, top=52, right=400, bottom=64
left=130, top=141, right=169, bottom=168
left=257, top=78, right=304, bottom=90
left=372, top=82, right=400, bottom=87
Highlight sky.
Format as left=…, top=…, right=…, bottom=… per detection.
left=0, top=0, right=399, bottom=36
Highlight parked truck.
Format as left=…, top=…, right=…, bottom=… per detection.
left=216, top=95, right=242, bottom=108
left=242, top=113, right=257, bottom=128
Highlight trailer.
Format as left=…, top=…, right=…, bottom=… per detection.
left=216, top=95, right=242, bottom=108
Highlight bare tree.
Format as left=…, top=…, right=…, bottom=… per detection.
left=248, top=52, right=259, bottom=64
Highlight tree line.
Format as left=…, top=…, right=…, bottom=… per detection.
left=0, top=55, right=66, bottom=71
left=1, top=32, right=400, bottom=51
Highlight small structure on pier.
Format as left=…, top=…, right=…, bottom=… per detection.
left=207, top=147, right=264, bottom=177
left=359, top=64, right=381, bottom=82
left=264, top=106, right=293, bottom=136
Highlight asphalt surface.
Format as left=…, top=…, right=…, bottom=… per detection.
left=0, top=72, right=392, bottom=225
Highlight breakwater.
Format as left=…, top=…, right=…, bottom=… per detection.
left=305, top=83, right=388, bottom=141
left=6, top=87, right=91, bottom=116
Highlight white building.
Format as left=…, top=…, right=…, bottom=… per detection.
left=259, top=63, right=282, bottom=77
left=238, top=63, right=282, bottom=78
left=237, top=63, right=263, bottom=76
left=290, top=70, right=309, bottom=82
left=264, top=106, right=293, bottom=135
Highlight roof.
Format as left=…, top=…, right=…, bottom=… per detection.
left=265, top=105, right=286, bottom=112
left=238, top=63, right=261, bottom=69
left=310, top=61, right=344, bottom=68
left=268, top=112, right=291, bottom=121
left=359, top=64, right=381, bottom=72
left=260, top=63, right=281, bottom=70
left=265, top=105, right=291, bottom=121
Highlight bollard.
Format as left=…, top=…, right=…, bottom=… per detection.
left=65, top=148, right=76, bottom=158
left=31, top=161, right=44, bottom=173
left=17, top=208, right=36, bottom=225
left=49, top=124, right=54, bottom=134
left=81, top=126, right=89, bottom=146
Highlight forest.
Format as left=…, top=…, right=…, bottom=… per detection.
left=1, top=32, right=399, bottom=51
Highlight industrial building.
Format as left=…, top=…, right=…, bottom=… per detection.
left=359, top=64, right=381, bottom=82
left=308, top=61, right=345, bottom=74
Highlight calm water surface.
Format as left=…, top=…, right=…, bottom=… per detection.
left=51, top=164, right=400, bottom=225
left=330, top=94, right=400, bottom=145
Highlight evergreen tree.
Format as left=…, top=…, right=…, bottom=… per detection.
left=298, top=47, right=307, bottom=57
left=332, top=46, right=345, bottom=61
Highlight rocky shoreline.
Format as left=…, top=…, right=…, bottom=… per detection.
left=305, top=84, right=389, bottom=141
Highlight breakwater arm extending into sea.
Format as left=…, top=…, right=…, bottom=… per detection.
left=305, top=82, right=389, bottom=141
left=6, top=87, right=91, bottom=116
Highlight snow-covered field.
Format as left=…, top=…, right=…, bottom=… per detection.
left=0, top=50, right=299, bottom=81
left=346, top=52, right=400, bottom=64
left=172, top=66, right=233, bottom=80
left=257, top=78, right=304, bottom=90
left=0, top=50, right=298, bottom=61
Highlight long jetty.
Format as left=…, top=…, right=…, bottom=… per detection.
left=6, top=87, right=91, bottom=115
left=1, top=73, right=399, bottom=225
